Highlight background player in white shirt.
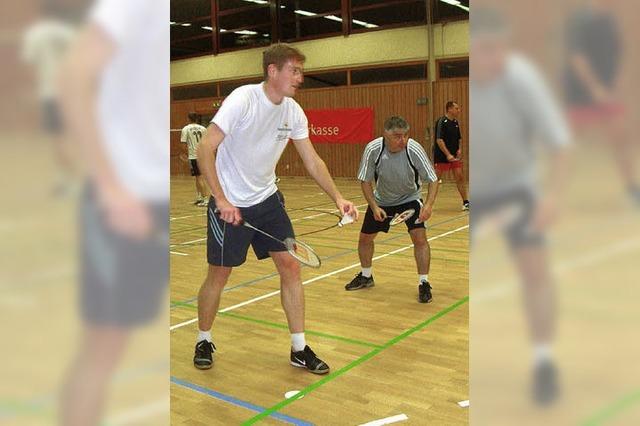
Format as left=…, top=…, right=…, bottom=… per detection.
left=22, top=8, right=77, bottom=194
left=194, top=44, right=359, bottom=375
left=180, top=112, right=209, bottom=206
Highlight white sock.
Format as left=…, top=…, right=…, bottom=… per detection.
left=197, top=330, right=212, bottom=343
left=419, top=274, right=429, bottom=284
left=361, top=267, right=372, bottom=278
left=534, top=344, right=552, bottom=365
left=291, top=332, right=306, bottom=352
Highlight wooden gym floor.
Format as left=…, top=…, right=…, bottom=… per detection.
left=169, top=176, right=469, bottom=425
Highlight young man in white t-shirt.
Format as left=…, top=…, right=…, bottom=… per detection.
left=194, top=43, right=359, bottom=374
left=180, top=112, right=209, bottom=206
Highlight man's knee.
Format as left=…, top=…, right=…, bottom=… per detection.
left=410, top=230, right=428, bottom=248
left=359, top=232, right=377, bottom=244
left=205, top=265, right=232, bottom=288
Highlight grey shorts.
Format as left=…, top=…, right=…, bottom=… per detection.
left=81, top=184, right=168, bottom=327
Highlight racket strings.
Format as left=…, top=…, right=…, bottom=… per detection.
left=284, top=238, right=321, bottom=267
left=389, top=208, right=416, bottom=225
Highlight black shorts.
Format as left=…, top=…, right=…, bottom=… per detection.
left=207, top=191, right=294, bottom=267
left=471, top=187, right=544, bottom=248
left=361, top=199, right=425, bottom=234
left=190, top=159, right=201, bottom=176
left=81, top=184, right=168, bottom=327
left=41, top=99, right=63, bottom=135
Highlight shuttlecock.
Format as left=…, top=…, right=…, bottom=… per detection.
left=338, top=214, right=355, bottom=227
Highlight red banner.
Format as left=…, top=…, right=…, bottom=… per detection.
left=305, top=108, right=374, bottom=144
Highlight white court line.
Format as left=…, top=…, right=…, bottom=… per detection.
left=291, top=202, right=368, bottom=222
left=169, top=202, right=367, bottom=223
left=170, top=251, right=189, bottom=256
left=457, top=400, right=470, bottom=408
left=474, top=236, right=640, bottom=303
left=105, top=398, right=168, bottom=426
left=170, top=225, right=468, bottom=331
left=170, top=213, right=206, bottom=221
left=169, top=203, right=369, bottom=247
left=170, top=236, right=205, bottom=247
left=359, top=413, right=408, bottom=426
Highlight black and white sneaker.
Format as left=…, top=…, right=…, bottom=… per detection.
left=462, top=200, right=470, bottom=211
left=533, top=360, right=559, bottom=405
left=418, top=281, right=433, bottom=303
left=193, top=340, right=216, bottom=370
left=345, top=272, right=375, bottom=291
left=290, top=345, right=330, bottom=375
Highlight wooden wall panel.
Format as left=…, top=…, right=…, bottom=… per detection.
left=170, top=79, right=469, bottom=180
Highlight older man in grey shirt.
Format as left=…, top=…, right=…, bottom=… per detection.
left=345, top=116, right=439, bottom=303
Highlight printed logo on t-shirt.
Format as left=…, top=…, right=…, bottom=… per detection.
left=276, top=123, right=292, bottom=143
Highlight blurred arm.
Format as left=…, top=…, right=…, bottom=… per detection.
left=570, top=53, right=611, bottom=102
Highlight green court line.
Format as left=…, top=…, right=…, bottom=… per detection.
left=0, top=401, right=51, bottom=420
left=582, top=388, right=640, bottom=426
left=242, top=295, right=469, bottom=425
left=171, top=300, right=383, bottom=349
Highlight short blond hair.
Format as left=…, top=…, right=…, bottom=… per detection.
left=262, top=43, right=306, bottom=80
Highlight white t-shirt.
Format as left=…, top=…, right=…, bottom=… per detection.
left=90, top=0, right=169, bottom=202
left=22, top=18, right=75, bottom=100
left=212, top=83, right=308, bottom=207
left=180, top=123, right=207, bottom=159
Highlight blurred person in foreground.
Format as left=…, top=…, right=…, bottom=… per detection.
left=470, top=8, right=572, bottom=405
left=564, top=0, right=640, bottom=204
left=21, top=1, right=77, bottom=195
left=57, top=0, right=169, bottom=424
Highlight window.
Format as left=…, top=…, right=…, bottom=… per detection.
left=170, top=1, right=469, bottom=60
left=302, top=71, right=348, bottom=88
left=279, top=0, right=343, bottom=41
left=218, top=1, right=273, bottom=50
left=170, top=0, right=214, bottom=59
left=172, top=83, right=218, bottom=101
left=351, top=63, right=427, bottom=85
left=171, top=36, right=214, bottom=60
left=171, top=0, right=211, bottom=22
left=438, top=59, right=468, bottom=78
left=351, top=0, right=426, bottom=32
left=433, top=0, right=469, bottom=23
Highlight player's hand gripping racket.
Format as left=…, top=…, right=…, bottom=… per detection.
left=214, top=209, right=321, bottom=268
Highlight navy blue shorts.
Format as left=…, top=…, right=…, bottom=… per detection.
left=360, top=199, right=425, bottom=234
left=207, top=191, right=294, bottom=267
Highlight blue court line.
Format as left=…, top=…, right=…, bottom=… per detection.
left=170, top=377, right=314, bottom=425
